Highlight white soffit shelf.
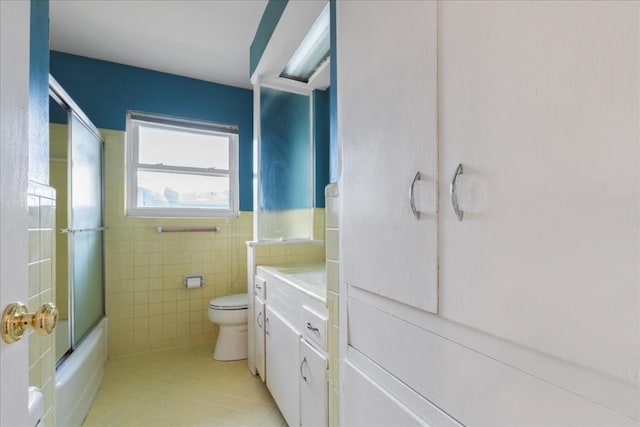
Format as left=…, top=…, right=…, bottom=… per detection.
left=251, top=0, right=330, bottom=92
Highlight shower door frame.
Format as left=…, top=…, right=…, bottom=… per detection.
left=50, top=75, right=106, bottom=365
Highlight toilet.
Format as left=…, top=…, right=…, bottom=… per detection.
left=207, top=293, right=249, bottom=361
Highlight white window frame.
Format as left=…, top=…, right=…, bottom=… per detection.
left=125, top=111, right=239, bottom=218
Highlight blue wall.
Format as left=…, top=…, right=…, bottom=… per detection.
left=49, top=51, right=254, bottom=211
left=29, top=0, right=50, bottom=185
left=314, top=89, right=330, bottom=207
left=258, top=88, right=329, bottom=211
left=260, top=87, right=311, bottom=211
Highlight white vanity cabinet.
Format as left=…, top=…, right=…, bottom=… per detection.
left=259, top=266, right=329, bottom=427
left=265, top=305, right=300, bottom=427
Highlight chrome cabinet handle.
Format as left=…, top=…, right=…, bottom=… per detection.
left=264, top=317, right=270, bottom=335
left=306, top=322, right=319, bottom=333
left=300, top=357, right=308, bottom=382
left=450, top=163, right=464, bottom=221
left=409, top=171, right=423, bottom=220
left=255, top=283, right=262, bottom=289
left=257, top=311, right=263, bottom=328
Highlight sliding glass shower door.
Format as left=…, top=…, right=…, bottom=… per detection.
left=68, top=112, right=105, bottom=346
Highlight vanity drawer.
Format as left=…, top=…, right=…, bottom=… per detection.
left=255, top=275, right=266, bottom=299
left=302, top=305, right=327, bottom=351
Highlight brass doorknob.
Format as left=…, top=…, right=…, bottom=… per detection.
left=1, top=302, right=58, bottom=343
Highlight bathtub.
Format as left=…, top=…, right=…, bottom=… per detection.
left=55, top=317, right=108, bottom=427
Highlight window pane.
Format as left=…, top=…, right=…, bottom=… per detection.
left=137, top=171, right=230, bottom=210
left=138, top=124, right=230, bottom=170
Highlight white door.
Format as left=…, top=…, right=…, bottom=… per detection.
left=339, top=0, right=439, bottom=313
left=438, top=1, right=639, bottom=384
left=0, top=1, right=31, bottom=426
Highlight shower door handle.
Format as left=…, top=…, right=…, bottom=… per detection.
left=2, top=302, right=59, bottom=343
left=60, top=227, right=106, bottom=234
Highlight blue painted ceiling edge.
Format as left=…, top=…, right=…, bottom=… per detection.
left=250, top=0, right=288, bottom=78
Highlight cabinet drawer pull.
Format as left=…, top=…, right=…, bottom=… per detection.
left=300, top=357, right=308, bottom=382
left=255, top=283, right=262, bottom=289
left=409, top=171, right=423, bottom=220
left=257, top=311, right=263, bottom=328
left=265, top=317, right=270, bottom=334
left=306, top=322, right=319, bottom=333
left=450, top=163, right=464, bottom=221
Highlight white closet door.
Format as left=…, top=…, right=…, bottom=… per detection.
left=438, top=1, right=639, bottom=384
left=338, top=0, right=438, bottom=313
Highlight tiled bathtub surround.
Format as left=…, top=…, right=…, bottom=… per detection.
left=27, top=182, right=57, bottom=426
left=102, top=129, right=252, bottom=357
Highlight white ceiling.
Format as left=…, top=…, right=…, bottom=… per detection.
left=49, top=0, right=268, bottom=89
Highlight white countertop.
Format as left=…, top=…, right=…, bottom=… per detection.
left=257, top=263, right=327, bottom=302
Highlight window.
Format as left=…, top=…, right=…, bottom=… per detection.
left=126, top=111, right=239, bottom=217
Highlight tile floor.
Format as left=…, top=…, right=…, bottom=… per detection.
left=82, top=344, right=286, bottom=427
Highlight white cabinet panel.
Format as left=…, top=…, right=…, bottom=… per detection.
left=347, top=292, right=637, bottom=425
left=254, top=295, right=266, bottom=382
left=343, top=360, right=427, bottom=427
left=338, top=0, right=439, bottom=313
left=438, top=0, right=639, bottom=384
left=300, top=339, right=328, bottom=427
left=266, top=306, right=300, bottom=427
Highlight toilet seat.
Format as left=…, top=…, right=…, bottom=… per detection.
left=209, top=293, right=248, bottom=311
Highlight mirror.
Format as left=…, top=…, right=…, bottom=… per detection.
left=259, top=86, right=313, bottom=240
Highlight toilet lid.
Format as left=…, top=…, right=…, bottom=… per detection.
left=209, top=293, right=248, bottom=310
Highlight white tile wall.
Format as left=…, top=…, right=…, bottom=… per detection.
left=27, top=182, right=56, bottom=427
left=325, top=183, right=340, bottom=427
